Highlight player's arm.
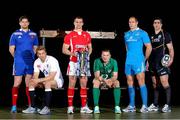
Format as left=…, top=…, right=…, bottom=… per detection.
left=9, top=45, right=15, bottom=57
left=62, top=43, right=76, bottom=56
left=94, top=71, right=103, bottom=81
left=38, top=72, right=57, bottom=83
left=33, top=45, right=38, bottom=54
left=110, top=72, right=118, bottom=81
left=87, top=43, right=92, bottom=56
left=144, top=43, right=152, bottom=60
left=33, top=72, right=40, bottom=79
left=166, top=42, right=174, bottom=67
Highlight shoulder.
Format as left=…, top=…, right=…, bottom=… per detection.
left=138, top=28, right=148, bottom=34
left=94, top=58, right=101, bottom=63
left=29, top=30, right=37, bottom=36
left=110, top=58, right=117, bottom=63
left=12, top=30, right=23, bottom=36
left=34, top=58, right=41, bottom=64
left=48, top=56, right=58, bottom=63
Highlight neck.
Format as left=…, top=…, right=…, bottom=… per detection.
left=21, top=28, right=29, bottom=32
left=74, top=28, right=82, bottom=32
left=155, top=29, right=161, bottom=34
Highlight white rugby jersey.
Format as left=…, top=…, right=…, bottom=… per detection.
left=34, top=55, right=63, bottom=81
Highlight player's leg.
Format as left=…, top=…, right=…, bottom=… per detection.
left=148, top=75, right=160, bottom=112
left=11, top=62, right=25, bottom=113
left=112, top=80, right=121, bottom=113
left=38, top=80, right=58, bottom=115
left=123, top=64, right=136, bottom=112
left=135, top=62, right=148, bottom=113
left=22, top=79, right=40, bottom=114
left=160, top=72, right=171, bottom=112
left=11, top=76, right=23, bottom=113
left=67, top=61, right=77, bottom=113
left=25, top=74, right=33, bottom=107
left=79, top=76, right=92, bottom=113
left=93, top=79, right=101, bottom=113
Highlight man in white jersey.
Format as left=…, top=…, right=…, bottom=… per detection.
left=22, top=46, right=64, bottom=115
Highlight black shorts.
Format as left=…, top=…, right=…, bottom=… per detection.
left=149, top=64, right=171, bottom=76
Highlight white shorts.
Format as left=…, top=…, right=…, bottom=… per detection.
left=67, top=61, right=78, bottom=76
left=55, top=78, right=64, bottom=88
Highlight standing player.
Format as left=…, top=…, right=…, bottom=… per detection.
left=9, top=16, right=39, bottom=113
left=148, top=18, right=174, bottom=112
left=62, top=16, right=93, bottom=114
left=122, top=16, right=152, bottom=113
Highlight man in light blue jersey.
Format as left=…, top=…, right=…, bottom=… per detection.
left=122, top=16, right=152, bottom=113
left=9, top=16, right=39, bottom=113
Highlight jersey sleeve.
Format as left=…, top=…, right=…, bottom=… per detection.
left=142, top=31, right=151, bottom=44
left=113, top=59, right=118, bottom=72
left=34, top=60, right=40, bottom=73
left=164, top=32, right=172, bottom=44
left=93, top=59, right=100, bottom=72
left=64, top=34, right=71, bottom=45
left=9, top=33, right=16, bottom=46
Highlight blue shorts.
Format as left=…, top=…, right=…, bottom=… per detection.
left=125, top=62, right=145, bottom=75
left=13, top=62, right=33, bottom=76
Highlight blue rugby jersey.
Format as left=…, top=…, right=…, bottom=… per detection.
left=124, top=28, right=150, bottom=64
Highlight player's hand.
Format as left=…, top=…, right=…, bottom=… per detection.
left=145, top=60, right=149, bottom=71
left=167, top=59, right=173, bottom=67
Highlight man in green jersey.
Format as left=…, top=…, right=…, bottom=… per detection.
left=92, top=49, right=121, bottom=114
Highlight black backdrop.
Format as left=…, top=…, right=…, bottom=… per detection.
left=0, top=0, right=179, bottom=108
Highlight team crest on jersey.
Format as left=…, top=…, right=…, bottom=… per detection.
left=108, top=70, right=112, bottom=73
left=158, top=35, right=162, bottom=39
left=18, top=36, right=22, bottom=39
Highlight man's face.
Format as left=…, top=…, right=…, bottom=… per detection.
left=129, top=17, right=138, bottom=30
left=37, top=50, right=47, bottom=62
left=19, top=18, right=29, bottom=29
left=153, top=20, right=162, bottom=31
left=101, top=51, right=111, bottom=63
left=74, top=18, right=84, bottom=29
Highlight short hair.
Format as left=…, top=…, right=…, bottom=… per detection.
left=36, top=46, right=46, bottom=53
left=19, top=15, right=29, bottom=22
left=129, top=16, right=138, bottom=22
left=102, top=49, right=111, bottom=53
left=154, top=17, right=163, bottom=24
left=74, top=16, right=83, bottom=21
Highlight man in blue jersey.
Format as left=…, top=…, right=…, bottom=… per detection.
left=9, top=16, right=39, bottom=113
left=122, top=16, right=152, bottom=113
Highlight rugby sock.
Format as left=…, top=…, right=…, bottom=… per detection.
left=29, top=88, right=36, bottom=108
left=93, top=88, right=100, bottom=106
left=26, top=87, right=31, bottom=106
left=140, top=84, right=148, bottom=107
left=12, top=87, right=18, bottom=106
left=164, top=86, right=171, bottom=106
left=128, top=86, right=135, bottom=107
left=45, top=89, right=52, bottom=107
left=67, top=88, right=74, bottom=107
left=114, top=87, right=121, bottom=106
left=80, top=88, right=87, bottom=107
left=154, top=87, right=159, bottom=106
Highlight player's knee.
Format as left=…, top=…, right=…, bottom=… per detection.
left=114, top=80, right=120, bottom=87
left=44, top=81, right=52, bottom=89
left=93, top=79, right=100, bottom=88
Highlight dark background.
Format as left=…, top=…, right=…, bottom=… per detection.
left=0, top=1, right=179, bottom=108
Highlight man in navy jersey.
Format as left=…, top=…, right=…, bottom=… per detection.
left=9, top=16, right=39, bottom=113
left=148, top=18, right=174, bottom=112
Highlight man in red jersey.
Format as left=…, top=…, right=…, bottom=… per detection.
left=62, top=16, right=93, bottom=114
